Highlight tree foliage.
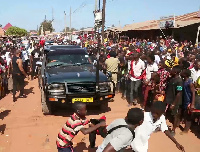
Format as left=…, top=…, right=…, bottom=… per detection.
left=62, top=27, right=77, bottom=32
left=39, top=20, right=54, bottom=35
left=6, top=26, right=27, bottom=36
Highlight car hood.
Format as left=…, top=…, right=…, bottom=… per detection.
left=46, top=65, right=108, bottom=84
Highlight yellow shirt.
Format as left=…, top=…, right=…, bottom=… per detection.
left=105, top=57, right=120, bottom=73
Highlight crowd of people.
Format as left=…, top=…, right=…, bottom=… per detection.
left=1, top=34, right=200, bottom=152
left=0, top=37, right=43, bottom=101
left=56, top=36, right=200, bottom=152
left=91, top=36, right=200, bottom=135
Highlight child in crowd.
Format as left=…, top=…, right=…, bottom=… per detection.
left=165, top=65, right=183, bottom=136
left=180, top=69, right=195, bottom=134
left=131, top=101, right=185, bottom=152
left=56, top=102, right=106, bottom=152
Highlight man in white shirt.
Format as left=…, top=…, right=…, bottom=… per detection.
left=131, top=101, right=185, bottom=152
left=143, top=54, right=159, bottom=107
left=145, top=54, right=158, bottom=82
left=22, top=46, right=29, bottom=73
left=128, top=53, right=145, bottom=105
left=154, top=51, right=161, bottom=65
left=190, top=60, right=200, bottom=83
left=97, top=108, right=144, bottom=152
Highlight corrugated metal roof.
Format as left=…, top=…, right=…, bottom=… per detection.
left=122, top=11, right=200, bottom=31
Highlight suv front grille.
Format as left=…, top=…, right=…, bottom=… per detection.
left=67, top=83, right=95, bottom=93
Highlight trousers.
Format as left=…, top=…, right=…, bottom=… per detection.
left=129, top=80, right=141, bottom=103
left=13, top=74, right=25, bottom=97
left=89, top=119, right=107, bottom=148
left=57, top=147, right=73, bottom=152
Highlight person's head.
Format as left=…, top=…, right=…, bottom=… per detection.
left=194, top=60, right=200, bottom=71
left=178, top=57, right=190, bottom=69
left=125, top=108, right=144, bottom=130
left=121, top=50, right=126, bottom=57
left=133, top=52, right=140, bottom=61
left=189, top=52, right=196, bottom=63
left=100, top=50, right=104, bottom=56
left=181, top=69, right=191, bottom=79
left=158, top=60, right=166, bottom=69
left=72, top=102, right=87, bottom=118
left=151, top=72, right=160, bottom=85
left=151, top=101, right=166, bottom=121
left=170, top=65, right=181, bottom=77
left=171, top=53, right=176, bottom=61
left=147, top=53, right=155, bottom=64
left=15, top=49, right=21, bottom=56
left=109, top=51, right=117, bottom=58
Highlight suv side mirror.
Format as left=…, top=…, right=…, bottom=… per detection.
left=107, top=71, right=112, bottom=77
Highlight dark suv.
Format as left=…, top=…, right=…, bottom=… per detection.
left=40, top=47, right=115, bottom=114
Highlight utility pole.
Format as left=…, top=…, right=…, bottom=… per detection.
left=64, top=11, right=67, bottom=34
left=101, top=0, right=106, bottom=43
left=99, top=0, right=101, bottom=11
left=52, top=8, right=54, bottom=32
left=196, top=26, right=200, bottom=45
left=95, top=0, right=98, bottom=11
left=94, top=0, right=98, bottom=41
left=70, top=7, right=72, bottom=40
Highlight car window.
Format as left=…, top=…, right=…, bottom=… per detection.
left=47, top=54, right=90, bottom=64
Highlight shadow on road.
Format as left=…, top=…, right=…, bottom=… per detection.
left=52, top=105, right=111, bottom=117
left=190, top=123, right=200, bottom=139
left=0, top=124, right=6, bottom=135
left=24, top=87, right=35, bottom=95
left=74, top=142, right=97, bottom=152
left=0, top=110, right=11, bottom=120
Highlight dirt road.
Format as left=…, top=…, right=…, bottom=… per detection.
left=0, top=80, right=200, bottom=152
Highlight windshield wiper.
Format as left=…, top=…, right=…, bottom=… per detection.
left=47, top=63, right=65, bottom=68
left=73, top=63, right=91, bottom=66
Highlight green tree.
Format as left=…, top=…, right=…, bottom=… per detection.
left=6, top=26, right=27, bottom=36
left=39, top=20, right=54, bottom=35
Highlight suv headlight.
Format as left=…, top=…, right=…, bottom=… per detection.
left=48, top=83, right=65, bottom=90
left=98, top=82, right=111, bottom=93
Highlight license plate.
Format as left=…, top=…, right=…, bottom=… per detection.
left=72, top=97, right=93, bottom=103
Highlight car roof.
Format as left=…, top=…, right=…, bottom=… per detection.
left=48, top=45, right=81, bottom=51
left=47, top=48, right=87, bottom=56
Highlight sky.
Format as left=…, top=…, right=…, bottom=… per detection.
left=0, top=0, right=199, bottom=32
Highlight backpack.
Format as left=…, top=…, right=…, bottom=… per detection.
left=106, top=125, right=135, bottom=139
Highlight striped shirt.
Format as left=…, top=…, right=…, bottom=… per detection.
left=56, top=113, right=89, bottom=148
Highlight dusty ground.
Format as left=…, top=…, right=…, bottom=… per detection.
left=0, top=79, right=200, bottom=152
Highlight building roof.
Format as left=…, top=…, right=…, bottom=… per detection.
left=3, top=23, right=12, bottom=31
left=122, top=11, right=200, bottom=31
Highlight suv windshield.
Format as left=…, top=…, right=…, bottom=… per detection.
left=47, top=54, right=90, bottom=65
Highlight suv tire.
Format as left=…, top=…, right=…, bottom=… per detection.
left=41, top=89, right=52, bottom=115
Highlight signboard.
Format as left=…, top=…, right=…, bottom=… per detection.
left=159, top=20, right=174, bottom=29
left=94, top=11, right=102, bottom=23
left=160, top=15, right=174, bottom=20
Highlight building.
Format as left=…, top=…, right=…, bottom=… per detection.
left=121, top=11, right=200, bottom=43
